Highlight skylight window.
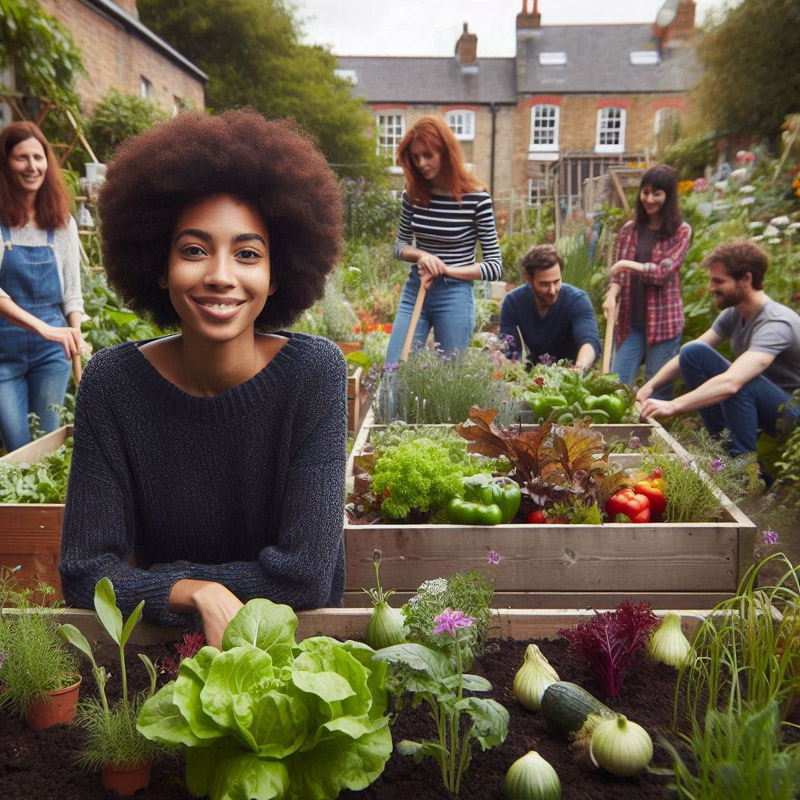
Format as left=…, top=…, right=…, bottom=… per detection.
left=334, top=69, right=358, bottom=84
left=539, top=52, right=567, bottom=66
left=630, top=51, right=660, bottom=66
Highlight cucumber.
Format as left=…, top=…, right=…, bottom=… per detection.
left=540, top=681, right=615, bottom=735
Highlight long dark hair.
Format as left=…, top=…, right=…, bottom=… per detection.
left=0, top=122, right=70, bottom=229
left=633, top=164, right=681, bottom=238
left=397, top=115, right=485, bottom=207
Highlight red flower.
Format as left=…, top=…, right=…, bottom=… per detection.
left=353, top=325, right=361, bottom=334
left=493, top=371, right=501, bottom=379
left=534, top=376, right=545, bottom=386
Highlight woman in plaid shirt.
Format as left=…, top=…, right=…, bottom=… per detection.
left=602, top=165, right=692, bottom=400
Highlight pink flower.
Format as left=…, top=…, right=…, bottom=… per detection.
left=762, top=530, right=779, bottom=545
left=487, top=550, right=501, bottom=565
left=433, top=608, right=475, bottom=637
left=692, top=178, right=708, bottom=192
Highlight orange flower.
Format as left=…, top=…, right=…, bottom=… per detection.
left=493, top=371, right=502, bottom=379
left=353, top=325, right=361, bottom=334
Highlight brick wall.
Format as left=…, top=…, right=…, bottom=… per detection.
left=369, top=103, right=517, bottom=198
left=39, top=0, right=204, bottom=115
left=512, top=92, right=690, bottom=194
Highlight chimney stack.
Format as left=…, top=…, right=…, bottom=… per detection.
left=455, top=22, right=478, bottom=68
left=516, top=0, right=542, bottom=32
left=659, top=0, right=696, bottom=47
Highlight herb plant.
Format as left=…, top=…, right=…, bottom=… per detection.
left=373, top=609, right=509, bottom=797
left=662, top=701, right=800, bottom=800
left=371, top=438, right=465, bottom=521
left=0, top=437, right=73, bottom=504
left=161, top=630, right=206, bottom=680
left=402, top=571, right=494, bottom=667
left=0, top=582, right=79, bottom=717
left=136, top=598, right=392, bottom=800
left=58, top=578, right=161, bottom=772
left=558, top=602, right=659, bottom=699
left=675, top=554, right=800, bottom=728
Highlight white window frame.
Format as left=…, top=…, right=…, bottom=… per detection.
left=445, top=109, right=475, bottom=141
left=595, top=107, right=626, bottom=153
left=654, top=107, right=679, bottom=136
left=527, top=176, right=550, bottom=206
left=529, top=104, right=559, bottom=152
left=539, top=52, right=567, bottom=66
left=139, top=75, right=152, bottom=100
left=630, top=51, right=660, bottom=66
left=374, top=112, right=405, bottom=165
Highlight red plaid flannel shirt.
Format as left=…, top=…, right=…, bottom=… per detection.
left=611, top=220, right=692, bottom=348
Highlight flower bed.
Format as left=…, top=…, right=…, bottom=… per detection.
left=344, top=412, right=756, bottom=610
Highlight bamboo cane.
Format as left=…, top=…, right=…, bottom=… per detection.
left=601, top=294, right=617, bottom=374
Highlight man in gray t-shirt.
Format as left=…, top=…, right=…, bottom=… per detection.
left=636, top=240, right=800, bottom=455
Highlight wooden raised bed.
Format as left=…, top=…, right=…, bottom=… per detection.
left=344, top=412, right=756, bottom=610
left=0, top=425, right=72, bottom=596
left=347, top=364, right=370, bottom=434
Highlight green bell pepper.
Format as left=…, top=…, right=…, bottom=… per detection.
left=447, top=498, right=503, bottom=526
left=462, top=474, right=521, bottom=524
left=526, top=392, right=568, bottom=422
left=584, top=393, right=627, bottom=423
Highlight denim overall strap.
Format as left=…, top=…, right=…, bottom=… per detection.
left=0, top=225, right=63, bottom=311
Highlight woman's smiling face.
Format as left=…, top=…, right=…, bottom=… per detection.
left=8, top=136, right=48, bottom=197
left=161, top=193, right=276, bottom=342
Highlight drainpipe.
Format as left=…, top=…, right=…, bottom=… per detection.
left=489, top=102, right=497, bottom=196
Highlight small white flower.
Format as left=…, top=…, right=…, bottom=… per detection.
left=751, top=234, right=765, bottom=242
left=770, top=215, right=790, bottom=228
left=748, top=221, right=765, bottom=230
left=739, top=197, right=755, bottom=206
left=764, top=225, right=780, bottom=237
left=738, top=184, right=756, bottom=194
left=768, top=238, right=782, bottom=245
left=730, top=168, right=748, bottom=182
left=347, top=266, right=362, bottom=273
left=787, top=222, right=800, bottom=233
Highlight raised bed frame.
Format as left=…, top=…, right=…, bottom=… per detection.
left=345, top=411, right=756, bottom=610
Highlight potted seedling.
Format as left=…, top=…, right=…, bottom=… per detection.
left=59, top=578, right=161, bottom=796
left=0, top=579, right=81, bottom=730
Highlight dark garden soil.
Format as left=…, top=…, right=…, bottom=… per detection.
left=1, top=637, right=797, bottom=800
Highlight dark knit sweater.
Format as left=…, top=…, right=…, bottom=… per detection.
left=59, top=333, right=347, bottom=627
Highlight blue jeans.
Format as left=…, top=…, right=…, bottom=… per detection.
left=679, top=341, right=800, bottom=455
left=385, top=272, right=474, bottom=364
left=612, top=327, right=682, bottom=400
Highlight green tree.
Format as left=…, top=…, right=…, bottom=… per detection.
left=0, top=0, right=84, bottom=111
left=137, top=0, right=379, bottom=178
left=693, top=0, right=800, bottom=142
left=85, top=88, right=168, bottom=162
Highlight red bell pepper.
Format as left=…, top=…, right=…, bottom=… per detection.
left=606, top=488, right=650, bottom=523
left=634, top=478, right=666, bottom=521
left=527, top=510, right=547, bottom=524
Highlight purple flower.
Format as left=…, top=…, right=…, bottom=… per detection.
left=487, top=550, right=501, bottom=565
left=628, top=435, right=642, bottom=450
left=762, top=530, right=779, bottom=545
left=538, top=353, right=555, bottom=366
left=382, top=362, right=400, bottom=373
left=433, top=608, right=475, bottom=637
left=683, top=458, right=694, bottom=468
left=711, top=458, right=725, bottom=472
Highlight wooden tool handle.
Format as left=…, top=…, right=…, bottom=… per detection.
left=400, top=284, right=428, bottom=362
left=601, top=295, right=617, bottom=374
left=71, top=354, right=83, bottom=387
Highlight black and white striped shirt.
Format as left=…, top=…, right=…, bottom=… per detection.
left=392, top=190, right=503, bottom=281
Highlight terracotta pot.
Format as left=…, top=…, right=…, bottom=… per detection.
left=26, top=674, right=82, bottom=731
left=101, top=759, right=152, bottom=796
left=336, top=341, right=363, bottom=355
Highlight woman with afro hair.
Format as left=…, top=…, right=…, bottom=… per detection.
left=59, top=109, right=347, bottom=647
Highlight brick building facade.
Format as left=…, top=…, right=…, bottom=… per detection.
left=36, top=0, right=205, bottom=114
left=338, top=0, right=698, bottom=208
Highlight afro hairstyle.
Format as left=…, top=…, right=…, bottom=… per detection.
left=98, top=108, right=343, bottom=330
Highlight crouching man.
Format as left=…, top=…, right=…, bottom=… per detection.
left=637, top=240, right=800, bottom=454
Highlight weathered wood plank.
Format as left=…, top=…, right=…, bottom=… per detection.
left=343, top=590, right=734, bottom=610
left=344, top=524, right=738, bottom=592
left=33, top=607, right=710, bottom=646
left=0, top=425, right=73, bottom=465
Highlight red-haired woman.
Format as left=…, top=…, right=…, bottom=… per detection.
left=384, top=115, right=502, bottom=363
left=0, top=122, right=83, bottom=451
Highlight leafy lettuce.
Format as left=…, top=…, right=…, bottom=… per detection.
left=137, top=599, right=392, bottom=799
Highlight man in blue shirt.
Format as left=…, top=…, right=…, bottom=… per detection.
left=500, top=244, right=601, bottom=369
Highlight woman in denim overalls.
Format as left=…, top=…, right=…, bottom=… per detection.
left=0, top=122, right=83, bottom=452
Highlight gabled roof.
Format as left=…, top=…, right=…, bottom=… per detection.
left=518, top=24, right=699, bottom=94
left=336, top=56, right=517, bottom=105
left=85, top=0, right=208, bottom=82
